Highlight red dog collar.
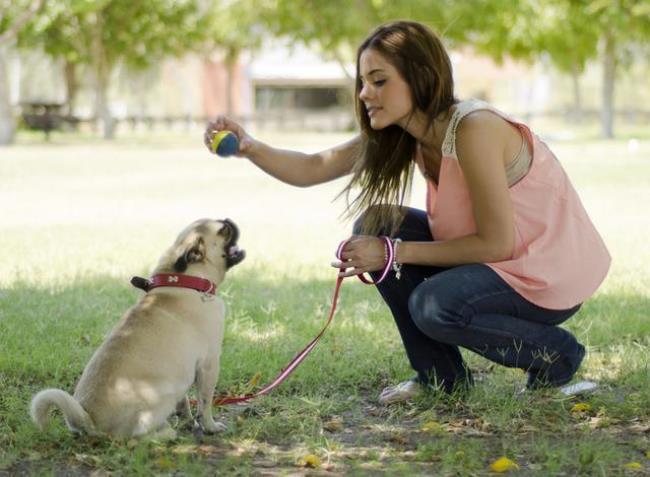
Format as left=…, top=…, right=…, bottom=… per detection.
left=130, top=273, right=217, bottom=295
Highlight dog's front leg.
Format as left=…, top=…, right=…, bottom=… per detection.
left=196, top=358, right=226, bottom=433
left=175, top=395, right=200, bottom=431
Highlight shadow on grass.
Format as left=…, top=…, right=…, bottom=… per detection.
left=1, top=271, right=648, bottom=394
left=0, top=270, right=404, bottom=396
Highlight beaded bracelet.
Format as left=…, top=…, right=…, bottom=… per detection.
left=391, top=238, right=403, bottom=280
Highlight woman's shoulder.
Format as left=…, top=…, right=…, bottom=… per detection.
left=453, top=101, right=510, bottom=138
left=443, top=99, right=520, bottom=158
left=457, top=108, right=509, bottom=135
left=455, top=112, right=509, bottom=154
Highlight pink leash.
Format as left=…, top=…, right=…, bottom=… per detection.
left=209, top=236, right=394, bottom=406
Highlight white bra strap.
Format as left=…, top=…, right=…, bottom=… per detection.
left=441, top=99, right=496, bottom=159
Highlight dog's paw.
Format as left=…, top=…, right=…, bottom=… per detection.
left=202, top=420, right=227, bottom=434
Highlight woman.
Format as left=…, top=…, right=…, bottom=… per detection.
left=204, top=21, right=610, bottom=404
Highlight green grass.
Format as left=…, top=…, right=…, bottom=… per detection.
left=1, top=131, right=649, bottom=475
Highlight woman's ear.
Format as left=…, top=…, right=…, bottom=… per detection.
left=173, top=237, right=206, bottom=272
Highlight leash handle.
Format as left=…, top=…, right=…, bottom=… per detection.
left=336, top=236, right=393, bottom=285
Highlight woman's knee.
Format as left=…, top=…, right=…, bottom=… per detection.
left=408, top=281, right=469, bottom=339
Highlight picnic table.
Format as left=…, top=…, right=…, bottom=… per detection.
left=20, top=102, right=67, bottom=139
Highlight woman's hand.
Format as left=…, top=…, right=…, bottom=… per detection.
left=204, top=116, right=256, bottom=157
left=332, top=235, right=388, bottom=278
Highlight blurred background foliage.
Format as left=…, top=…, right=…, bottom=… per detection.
left=1, top=0, right=649, bottom=143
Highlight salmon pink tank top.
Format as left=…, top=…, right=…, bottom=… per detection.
left=416, top=99, right=611, bottom=310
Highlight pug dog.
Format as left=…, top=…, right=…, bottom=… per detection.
left=30, top=218, right=245, bottom=439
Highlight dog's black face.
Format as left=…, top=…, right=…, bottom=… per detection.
left=219, top=218, right=245, bottom=268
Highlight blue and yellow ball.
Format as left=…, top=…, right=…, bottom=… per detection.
left=210, top=131, right=239, bottom=157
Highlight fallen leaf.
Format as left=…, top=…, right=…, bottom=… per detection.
left=623, top=462, right=644, bottom=471
left=25, top=451, right=42, bottom=462
left=323, top=416, right=343, bottom=432
left=571, top=402, right=592, bottom=413
left=89, top=470, right=111, bottom=477
left=628, top=423, right=650, bottom=434
left=172, top=444, right=197, bottom=455
left=196, top=445, right=219, bottom=455
left=587, top=416, right=613, bottom=429
left=490, top=456, right=519, bottom=473
left=74, top=453, right=102, bottom=466
left=253, top=458, right=276, bottom=468
left=298, top=454, right=321, bottom=468
left=446, top=421, right=491, bottom=436
left=247, top=371, right=262, bottom=388
left=154, top=456, right=176, bottom=471
left=387, top=432, right=408, bottom=445
left=421, top=421, right=445, bottom=434
left=519, top=424, right=541, bottom=433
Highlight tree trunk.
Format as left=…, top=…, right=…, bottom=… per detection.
left=91, top=12, right=115, bottom=139
left=570, top=63, right=582, bottom=123
left=63, top=61, right=78, bottom=116
left=0, top=45, right=16, bottom=145
left=601, top=33, right=616, bottom=139
left=331, top=45, right=354, bottom=82
left=0, top=0, right=45, bottom=144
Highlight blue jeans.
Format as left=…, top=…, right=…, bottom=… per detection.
left=355, top=207, right=584, bottom=393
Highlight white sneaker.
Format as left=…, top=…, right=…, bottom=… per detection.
left=516, top=380, right=599, bottom=399
left=560, top=380, right=599, bottom=396
left=378, top=380, right=423, bottom=405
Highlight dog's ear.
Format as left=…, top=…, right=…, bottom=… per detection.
left=173, top=237, right=206, bottom=272
left=218, top=221, right=232, bottom=240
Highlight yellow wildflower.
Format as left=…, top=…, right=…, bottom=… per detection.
left=490, top=456, right=519, bottom=473
left=623, top=462, right=643, bottom=471
left=299, top=454, right=321, bottom=468
left=570, top=402, right=591, bottom=413
left=421, top=421, right=444, bottom=433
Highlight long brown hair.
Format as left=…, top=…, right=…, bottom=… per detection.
left=342, top=21, right=457, bottom=235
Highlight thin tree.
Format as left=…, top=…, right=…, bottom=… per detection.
left=0, top=0, right=45, bottom=144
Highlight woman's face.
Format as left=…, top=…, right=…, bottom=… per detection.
left=358, top=48, right=413, bottom=130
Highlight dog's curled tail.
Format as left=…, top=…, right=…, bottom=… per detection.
left=30, top=389, right=95, bottom=434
